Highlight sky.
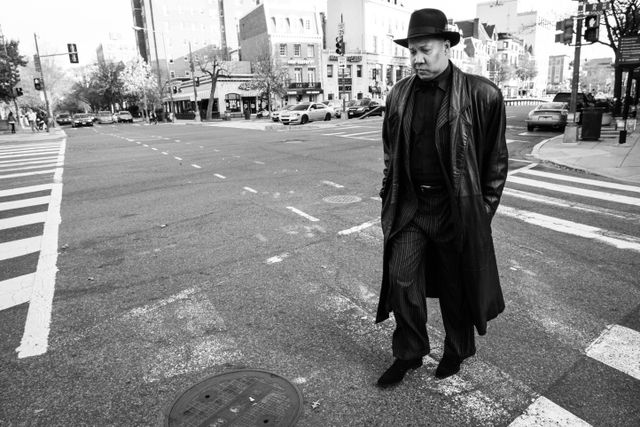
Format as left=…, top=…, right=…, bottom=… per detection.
left=0, top=0, right=613, bottom=66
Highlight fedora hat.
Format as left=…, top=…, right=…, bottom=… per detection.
left=394, top=8, right=460, bottom=48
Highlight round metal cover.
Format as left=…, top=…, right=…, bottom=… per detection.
left=323, top=195, right=362, bottom=204
left=164, top=369, right=303, bottom=427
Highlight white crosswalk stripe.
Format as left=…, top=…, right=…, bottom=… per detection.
left=0, top=138, right=66, bottom=359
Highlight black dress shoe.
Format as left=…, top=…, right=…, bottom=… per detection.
left=377, top=357, right=423, bottom=388
left=435, top=354, right=461, bottom=379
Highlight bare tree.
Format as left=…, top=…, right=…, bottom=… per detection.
left=594, top=0, right=640, bottom=113
left=196, top=47, right=233, bottom=120
left=238, top=42, right=288, bottom=112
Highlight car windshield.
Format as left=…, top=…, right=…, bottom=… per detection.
left=58, top=114, right=70, bottom=118
left=98, top=112, right=111, bottom=116
left=292, top=104, right=310, bottom=111
left=539, top=103, right=566, bottom=109
left=74, top=114, right=90, bottom=118
left=358, top=99, right=372, bottom=106
left=281, top=105, right=295, bottom=111
left=118, top=111, right=131, bottom=115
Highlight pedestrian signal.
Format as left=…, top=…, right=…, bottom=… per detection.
left=33, top=78, right=42, bottom=90
left=67, top=43, right=79, bottom=63
left=584, top=14, right=600, bottom=43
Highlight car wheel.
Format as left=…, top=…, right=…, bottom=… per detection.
left=301, top=115, right=309, bottom=124
left=325, top=113, right=331, bottom=121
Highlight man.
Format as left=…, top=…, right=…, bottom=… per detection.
left=376, top=8, right=508, bottom=388
left=27, top=109, right=37, bottom=132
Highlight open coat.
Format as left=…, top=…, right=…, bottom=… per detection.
left=376, top=63, right=509, bottom=335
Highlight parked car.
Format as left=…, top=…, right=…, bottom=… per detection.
left=116, top=111, right=134, bottom=123
left=526, top=102, right=569, bottom=132
left=322, top=100, right=343, bottom=118
left=346, top=98, right=385, bottom=119
left=96, top=111, right=115, bottom=124
left=271, top=105, right=295, bottom=122
left=551, top=92, right=594, bottom=112
left=55, top=113, right=72, bottom=125
left=279, top=102, right=332, bottom=125
left=71, top=113, right=94, bottom=128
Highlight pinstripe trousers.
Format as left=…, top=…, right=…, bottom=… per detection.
left=389, top=189, right=476, bottom=361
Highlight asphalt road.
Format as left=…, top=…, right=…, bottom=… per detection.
left=1, top=109, right=639, bottom=426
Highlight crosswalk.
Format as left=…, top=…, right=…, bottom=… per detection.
left=0, top=137, right=66, bottom=359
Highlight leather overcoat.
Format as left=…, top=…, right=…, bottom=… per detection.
left=376, top=62, right=509, bottom=335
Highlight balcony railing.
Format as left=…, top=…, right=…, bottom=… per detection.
left=288, top=82, right=322, bottom=89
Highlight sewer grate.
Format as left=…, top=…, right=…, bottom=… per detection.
left=163, top=369, right=303, bottom=427
left=323, top=195, right=362, bottom=204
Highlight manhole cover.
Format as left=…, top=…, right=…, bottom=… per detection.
left=164, top=369, right=303, bottom=427
left=323, top=195, right=362, bottom=204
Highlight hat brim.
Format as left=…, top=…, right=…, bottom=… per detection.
left=394, top=32, right=460, bottom=48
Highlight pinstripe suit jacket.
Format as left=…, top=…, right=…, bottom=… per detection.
left=376, top=62, right=509, bottom=335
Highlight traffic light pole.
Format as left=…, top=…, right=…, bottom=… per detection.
left=33, top=33, right=54, bottom=129
left=188, top=42, right=200, bottom=122
left=563, top=0, right=584, bottom=143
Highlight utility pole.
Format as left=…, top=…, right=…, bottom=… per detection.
left=147, top=0, right=162, bottom=92
left=189, top=42, right=201, bottom=122
left=33, top=33, right=54, bottom=129
left=563, top=0, right=584, bottom=143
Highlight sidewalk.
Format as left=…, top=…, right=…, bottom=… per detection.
left=532, top=130, right=640, bottom=184
left=0, top=127, right=67, bottom=143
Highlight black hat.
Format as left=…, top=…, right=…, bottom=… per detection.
left=394, top=8, right=460, bottom=48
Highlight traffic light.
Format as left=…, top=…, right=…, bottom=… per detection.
left=195, top=76, right=200, bottom=87
left=172, top=85, right=178, bottom=94
left=584, top=14, right=600, bottom=43
left=555, top=18, right=573, bottom=45
left=67, top=43, right=79, bottom=63
left=33, top=77, right=42, bottom=90
left=15, top=87, right=23, bottom=96
left=335, top=36, right=345, bottom=55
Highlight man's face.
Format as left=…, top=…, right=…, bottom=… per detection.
left=409, top=37, right=450, bottom=81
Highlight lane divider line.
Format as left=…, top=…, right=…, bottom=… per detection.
left=338, top=218, right=381, bottom=236
left=266, top=253, right=289, bottom=264
left=191, top=164, right=201, bottom=169
left=322, top=180, right=344, bottom=188
left=214, top=174, right=226, bottom=179
left=243, top=187, right=258, bottom=193
left=286, top=206, right=319, bottom=222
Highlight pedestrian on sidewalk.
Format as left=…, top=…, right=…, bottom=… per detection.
left=375, top=8, right=509, bottom=388
left=27, top=109, right=38, bottom=132
left=7, top=111, right=16, bottom=133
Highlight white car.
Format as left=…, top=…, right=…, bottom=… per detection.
left=272, top=105, right=295, bottom=122
left=279, top=102, right=332, bottom=125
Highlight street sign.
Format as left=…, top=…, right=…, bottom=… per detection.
left=338, top=56, right=346, bottom=68
left=618, top=36, right=640, bottom=66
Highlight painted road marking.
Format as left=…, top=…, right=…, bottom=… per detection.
left=508, top=396, right=590, bottom=426
left=0, top=273, right=35, bottom=311
left=498, top=205, right=640, bottom=252
left=143, top=144, right=149, bottom=147
left=0, top=184, right=52, bottom=197
left=16, top=138, right=66, bottom=358
left=322, top=132, right=347, bottom=136
left=342, top=130, right=380, bottom=137
left=586, top=325, right=640, bottom=380
left=508, top=163, right=538, bottom=176
left=253, top=161, right=265, bottom=165
left=127, top=287, right=197, bottom=317
left=0, top=169, right=56, bottom=180
left=508, top=176, right=640, bottom=207
left=520, top=169, right=640, bottom=193
left=286, top=206, right=319, bottom=222
left=0, top=196, right=50, bottom=211
left=0, top=163, right=59, bottom=173
left=266, top=253, right=289, bottom=264
left=322, top=180, right=344, bottom=188
left=503, top=188, right=640, bottom=224
left=338, top=218, right=381, bottom=236
left=174, top=139, right=181, bottom=142
left=0, top=212, right=48, bottom=230
left=174, top=156, right=182, bottom=161
left=0, top=236, right=41, bottom=261
left=151, top=148, right=158, bottom=151
left=0, top=150, right=60, bottom=160
left=191, top=164, right=201, bottom=169
left=214, top=174, right=226, bottom=179
left=243, top=186, right=258, bottom=193
left=0, top=157, right=58, bottom=167
left=0, top=145, right=61, bottom=154
left=161, top=152, right=168, bottom=155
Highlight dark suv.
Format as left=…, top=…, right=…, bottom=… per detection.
left=346, top=98, right=385, bottom=119
left=552, top=92, right=593, bottom=111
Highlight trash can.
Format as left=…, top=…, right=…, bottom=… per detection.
left=581, top=108, right=603, bottom=140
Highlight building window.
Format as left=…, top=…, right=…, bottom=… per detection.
left=305, top=19, right=310, bottom=29
left=328, top=93, right=334, bottom=100
left=286, top=18, right=291, bottom=31
left=170, top=70, right=176, bottom=78
left=344, top=65, right=352, bottom=78
left=280, top=44, right=287, bottom=56
left=294, top=44, right=301, bottom=56
left=225, top=93, right=241, bottom=112
left=185, top=70, right=190, bottom=77
left=271, top=17, right=276, bottom=30
left=307, top=67, right=315, bottom=83
left=327, top=64, right=333, bottom=78
left=294, top=67, right=302, bottom=82
left=308, top=44, right=315, bottom=57
left=356, top=65, right=362, bottom=78
left=373, top=36, right=378, bottom=54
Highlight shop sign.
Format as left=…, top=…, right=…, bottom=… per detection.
left=329, top=55, right=339, bottom=61
left=338, top=56, right=346, bottom=68
left=288, top=59, right=312, bottom=65
left=618, top=36, right=640, bottom=66
left=347, top=56, right=362, bottom=63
